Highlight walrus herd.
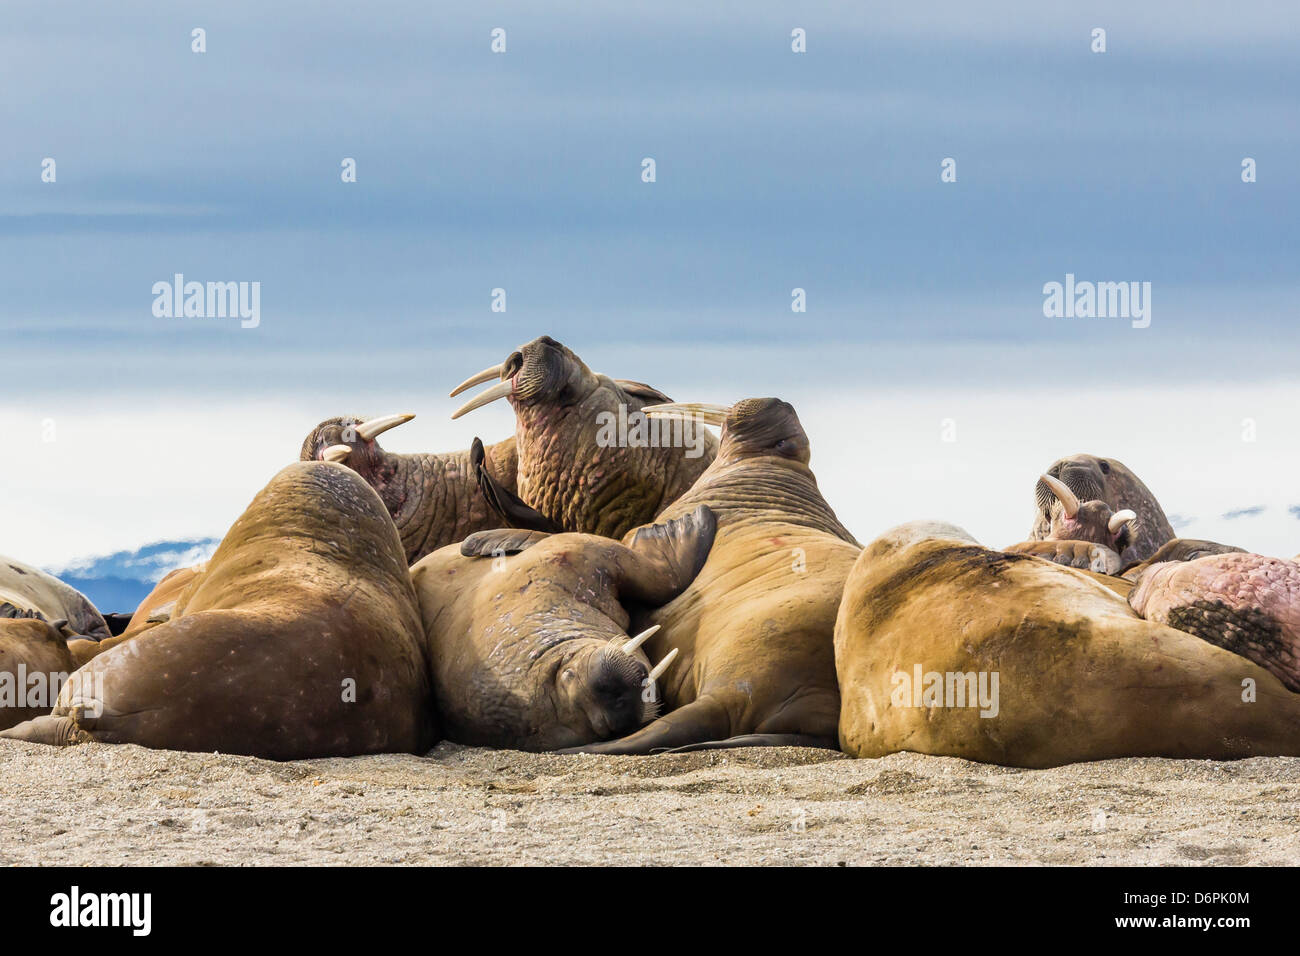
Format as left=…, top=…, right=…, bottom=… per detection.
left=3, top=334, right=1299, bottom=768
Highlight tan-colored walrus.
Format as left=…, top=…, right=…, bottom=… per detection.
left=1029, top=454, right=1174, bottom=565
left=563, top=398, right=861, bottom=753
left=449, top=336, right=718, bottom=538
left=1, top=461, right=436, bottom=759
left=835, top=521, right=1300, bottom=768
left=409, top=506, right=715, bottom=750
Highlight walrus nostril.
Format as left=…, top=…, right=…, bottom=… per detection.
left=503, top=352, right=523, bottom=379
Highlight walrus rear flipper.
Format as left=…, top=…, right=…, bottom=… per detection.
left=0, top=710, right=94, bottom=747
left=471, top=437, right=562, bottom=533
left=661, top=734, right=839, bottom=753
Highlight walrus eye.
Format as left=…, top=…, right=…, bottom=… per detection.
left=1099, top=461, right=1111, bottom=475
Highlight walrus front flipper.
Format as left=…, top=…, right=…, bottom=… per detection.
left=461, top=529, right=552, bottom=557
left=661, top=734, right=839, bottom=753
left=471, top=437, right=562, bottom=533
left=619, top=505, right=717, bottom=605
left=557, top=695, right=732, bottom=755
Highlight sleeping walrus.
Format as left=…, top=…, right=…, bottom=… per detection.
left=409, top=506, right=715, bottom=751
left=2, top=461, right=436, bottom=759
left=835, top=521, right=1300, bottom=768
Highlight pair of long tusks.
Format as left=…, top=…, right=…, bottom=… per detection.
left=1040, top=473, right=1081, bottom=519
left=647, top=647, right=679, bottom=683
left=451, top=380, right=513, bottom=420
left=641, top=402, right=729, bottom=427
left=355, top=413, right=415, bottom=441
left=449, top=363, right=504, bottom=398
left=1108, top=509, right=1137, bottom=534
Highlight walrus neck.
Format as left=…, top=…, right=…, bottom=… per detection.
left=664, top=457, right=859, bottom=544
left=387, top=451, right=478, bottom=563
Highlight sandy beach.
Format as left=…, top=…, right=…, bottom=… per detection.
left=1, top=740, right=1295, bottom=866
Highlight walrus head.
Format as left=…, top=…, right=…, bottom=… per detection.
left=299, top=413, right=414, bottom=506
left=641, top=397, right=809, bottom=464
left=449, top=336, right=717, bottom=538
left=547, top=625, right=671, bottom=745
left=1039, top=473, right=1137, bottom=555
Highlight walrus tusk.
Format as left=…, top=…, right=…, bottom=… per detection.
left=647, top=647, right=679, bottom=682
left=451, top=380, right=513, bottom=420
left=642, top=402, right=729, bottom=427
left=322, top=444, right=353, bottom=462
left=619, top=624, right=660, bottom=656
left=355, top=413, right=415, bottom=441
left=1040, top=474, right=1080, bottom=519
left=1108, top=509, right=1137, bottom=534
left=449, top=364, right=505, bottom=398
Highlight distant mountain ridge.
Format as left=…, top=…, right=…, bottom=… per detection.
left=46, top=538, right=220, bottom=615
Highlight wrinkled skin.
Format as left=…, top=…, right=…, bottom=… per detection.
left=567, top=398, right=861, bottom=754
left=409, top=507, right=716, bottom=750
left=0, top=618, right=77, bottom=730
left=2, top=462, right=436, bottom=759
left=301, top=417, right=519, bottom=564
left=456, top=336, right=718, bottom=538
left=0, top=555, right=109, bottom=640
left=1130, top=553, right=1300, bottom=692
left=1029, top=455, right=1174, bottom=565
left=835, top=522, right=1300, bottom=768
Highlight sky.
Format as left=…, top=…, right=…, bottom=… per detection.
left=2, top=1, right=1298, bottom=569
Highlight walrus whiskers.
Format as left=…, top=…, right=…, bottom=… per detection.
left=449, top=364, right=505, bottom=398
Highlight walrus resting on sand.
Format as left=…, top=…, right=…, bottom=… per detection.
left=835, top=522, right=1300, bottom=768
left=561, top=398, right=861, bottom=754
left=2, top=461, right=436, bottom=759
left=409, top=506, right=715, bottom=750
left=301, top=413, right=520, bottom=563
left=449, top=335, right=718, bottom=538
left=1029, top=454, right=1174, bottom=565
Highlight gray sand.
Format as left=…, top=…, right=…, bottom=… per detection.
left=1, top=740, right=1295, bottom=866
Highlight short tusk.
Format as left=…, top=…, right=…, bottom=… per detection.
left=322, top=444, right=352, bottom=462
left=1040, top=473, right=1081, bottom=519
left=449, top=364, right=505, bottom=398
left=619, top=624, right=660, bottom=656
left=451, top=380, right=513, bottom=420
left=641, top=402, right=729, bottom=427
left=1108, top=509, right=1137, bottom=534
left=647, top=647, right=679, bottom=682
left=355, top=413, right=415, bottom=442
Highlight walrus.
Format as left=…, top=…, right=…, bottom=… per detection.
left=1, top=461, right=436, bottom=759
left=409, top=506, right=715, bottom=750
left=1129, top=552, right=1300, bottom=692
left=300, top=413, right=521, bottom=564
left=559, top=398, right=861, bottom=754
left=0, top=556, right=109, bottom=640
left=1029, top=455, right=1174, bottom=565
left=0, top=616, right=77, bottom=730
left=834, top=521, right=1300, bottom=768
left=1007, top=473, right=1137, bottom=574
left=449, top=335, right=718, bottom=539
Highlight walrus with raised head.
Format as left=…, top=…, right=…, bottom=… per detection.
left=1007, top=473, right=1137, bottom=574
left=409, top=506, right=715, bottom=750
left=449, top=335, right=718, bottom=539
left=1029, top=454, right=1174, bottom=565
left=835, top=521, right=1300, bottom=768
left=560, top=398, right=861, bottom=754
left=2, top=461, right=436, bottom=759
left=300, top=413, right=521, bottom=563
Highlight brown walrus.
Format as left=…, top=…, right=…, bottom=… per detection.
left=409, top=506, right=715, bottom=750
left=1, top=461, right=436, bottom=759
left=300, top=413, right=521, bottom=563
left=562, top=398, right=861, bottom=754
left=0, top=617, right=77, bottom=730
left=449, top=335, right=718, bottom=538
left=1029, top=454, right=1174, bottom=565
left=835, top=521, right=1300, bottom=768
